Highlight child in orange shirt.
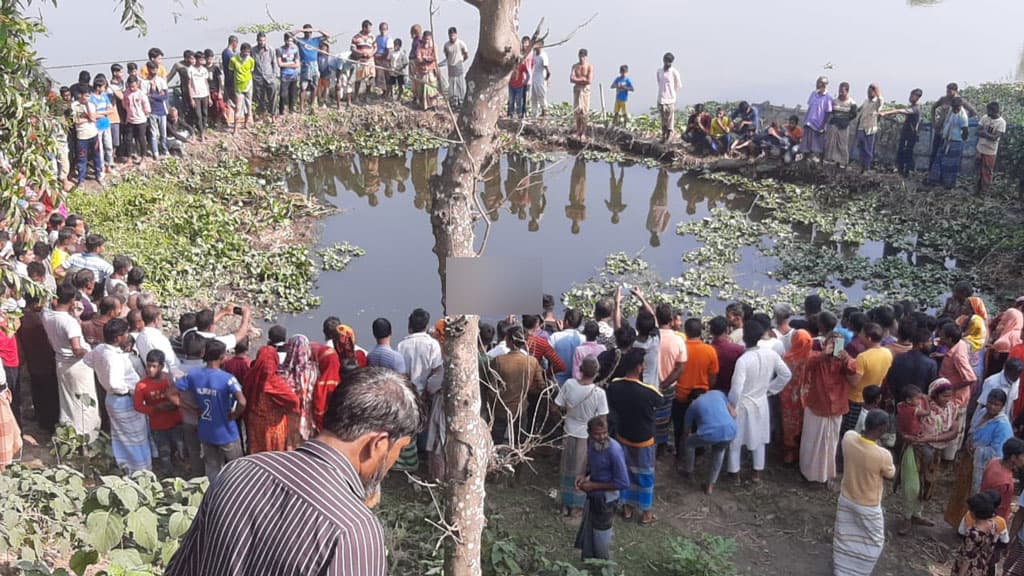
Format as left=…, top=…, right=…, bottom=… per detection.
left=133, top=349, right=183, bottom=476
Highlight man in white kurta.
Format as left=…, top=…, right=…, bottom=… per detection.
left=728, top=323, right=792, bottom=480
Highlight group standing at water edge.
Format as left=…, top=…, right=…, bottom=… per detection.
left=7, top=214, right=1024, bottom=576
left=45, top=13, right=1010, bottom=197
left=0, top=10, right=1014, bottom=576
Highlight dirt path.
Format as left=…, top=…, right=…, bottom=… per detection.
left=383, top=447, right=961, bottom=575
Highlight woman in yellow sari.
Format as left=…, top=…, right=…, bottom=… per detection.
left=958, top=296, right=989, bottom=389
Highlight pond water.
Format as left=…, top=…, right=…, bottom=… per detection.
left=37, top=0, right=1024, bottom=108
left=276, top=151, right=924, bottom=343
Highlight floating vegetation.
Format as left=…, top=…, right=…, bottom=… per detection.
left=317, top=242, right=366, bottom=271
left=352, top=127, right=445, bottom=157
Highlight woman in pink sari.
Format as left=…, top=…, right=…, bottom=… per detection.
left=988, top=307, right=1023, bottom=378
left=282, top=335, right=319, bottom=449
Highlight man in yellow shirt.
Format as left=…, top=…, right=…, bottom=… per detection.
left=834, top=410, right=895, bottom=576
left=50, top=227, right=77, bottom=280
left=841, top=323, right=893, bottom=437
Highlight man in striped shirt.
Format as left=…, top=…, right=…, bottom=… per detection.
left=165, top=367, right=424, bottom=576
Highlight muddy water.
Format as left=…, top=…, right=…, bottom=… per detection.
left=277, top=152, right=903, bottom=343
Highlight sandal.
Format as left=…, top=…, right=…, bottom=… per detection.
left=639, top=513, right=658, bottom=526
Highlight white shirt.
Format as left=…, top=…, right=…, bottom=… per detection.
left=64, top=252, right=115, bottom=284
left=554, top=379, right=608, bottom=438
left=104, top=276, right=127, bottom=298
left=83, top=343, right=140, bottom=395
left=656, top=66, right=682, bottom=105
left=729, top=347, right=792, bottom=450
left=135, top=325, right=181, bottom=372
left=188, top=66, right=210, bottom=99
left=757, top=337, right=786, bottom=358
left=634, top=336, right=661, bottom=388
left=443, top=39, right=469, bottom=75
left=396, top=332, right=443, bottom=395
left=531, top=51, right=549, bottom=88
left=487, top=342, right=510, bottom=359
left=197, top=330, right=237, bottom=351
left=977, top=115, right=1007, bottom=156
left=976, top=371, right=1020, bottom=421
left=42, top=308, right=90, bottom=361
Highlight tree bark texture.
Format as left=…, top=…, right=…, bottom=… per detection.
left=429, top=1, right=522, bottom=575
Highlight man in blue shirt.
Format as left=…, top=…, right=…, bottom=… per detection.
left=174, top=339, right=246, bottom=481
left=681, top=388, right=737, bottom=494
left=366, top=317, right=407, bottom=373
left=574, top=415, right=628, bottom=560
left=549, top=310, right=583, bottom=385
left=292, top=24, right=328, bottom=112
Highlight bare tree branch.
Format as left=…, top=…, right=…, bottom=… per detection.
left=537, top=12, right=598, bottom=49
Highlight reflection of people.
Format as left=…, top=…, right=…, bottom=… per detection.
left=646, top=168, right=670, bottom=247
left=527, top=158, right=547, bottom=232
left=505, top=154, right=528, bottom=220
left=605, top=164, right=626, bottom=224
left=566, top=156, right=587, bottom=234
left=481, top=162, right=503, bottom=222
left=411, top=149, right=438, bottom=211
left=379, top=156, right=409, bottom=198
left=360, top=155, right=381, bottom=206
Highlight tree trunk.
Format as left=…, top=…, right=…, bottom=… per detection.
left=429, top=2, right=522, bottom=575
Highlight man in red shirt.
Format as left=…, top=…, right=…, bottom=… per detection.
left=134, top=349, right=184, bottom=476
left=524, top=314, right=566, bottom=379
left=709, top=316, right=744, bottom=395
left=507, top=36, right=531, bottom=118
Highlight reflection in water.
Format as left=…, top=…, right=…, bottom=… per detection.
left=605, top=165, right=626, bottom=224
left=481, top=161, right=503, bottom=222
left=527, top=159, right=547, bottom=233
left=505, top=154, right=528, bottom=221
left=647, top=168, right=670, bottom=247
left=411, top=149, right=439, bottom=212
left=566, top=157, right=586, bottom=234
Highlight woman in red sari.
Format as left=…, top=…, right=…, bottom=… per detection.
left=242, top=345, right=299, bottom=454
left=311, top=323, right=366, bottom=432
left=781, top=329, right=813, bottom=464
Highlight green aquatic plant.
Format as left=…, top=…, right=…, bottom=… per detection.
left=317, top=242, right=366, bottom=271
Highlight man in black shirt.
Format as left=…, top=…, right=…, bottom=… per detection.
left=884, top=326, right=937, bottom=403
left=606, top=348, right=662, bottom=525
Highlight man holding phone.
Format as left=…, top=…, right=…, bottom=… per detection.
left=192, top=304, right=252, bottom=351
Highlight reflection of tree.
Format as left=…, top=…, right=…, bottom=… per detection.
left=565, top=156, right=587, bottom=234
left=527, top=158, right=548, bottom=232
left=605, top=164, right=626, bottom=223
left=505, top=153, right=528, bottom=221
left=481, top=161, right=503, bottom=222
left=411, top=149, right=439, bottom=212
left=647, top=168, right=670, bottom=247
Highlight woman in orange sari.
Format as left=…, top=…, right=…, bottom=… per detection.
left=781, top=329, right=813, bottom=464
left=242, top=345, right=299, bottom=454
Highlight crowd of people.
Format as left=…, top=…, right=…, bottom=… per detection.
left=0, top=13, right=1015, bottom=576
left=50, top=14, right=1009, bottom=199
left=6, top=215, right=1024, bottom=576
left=49, top=19, right=475, bottom=190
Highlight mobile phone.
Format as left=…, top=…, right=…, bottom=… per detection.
left=232, top=306, right=243, bottom=316
left=832, top=334, right=845, bottom=357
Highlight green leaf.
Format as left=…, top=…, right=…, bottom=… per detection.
left=125, top=507, right=159, bottom=552
left=160, top=539, right=180, bottom=565
left=69, top=548, right=99, bottom=576
left=114, top=484, right=140, bottom=511
left=108, top=548, right=144, bottom=569
left=168, top=511, right=192, bottom=539
left=85, top=510, right=124, bottom=554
